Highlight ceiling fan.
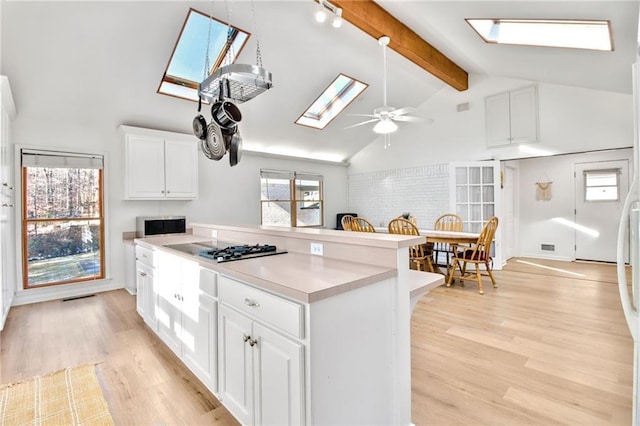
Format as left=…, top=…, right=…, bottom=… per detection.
left=346, top=36, right=429, bottom=135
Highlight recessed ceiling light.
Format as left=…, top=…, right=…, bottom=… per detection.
left=466, top=18, right=613, bottom=51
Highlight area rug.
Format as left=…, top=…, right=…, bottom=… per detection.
left=0, top=362, right=114, bottom=425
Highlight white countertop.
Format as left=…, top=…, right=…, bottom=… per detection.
left=136, top=234, right=399, bottom=303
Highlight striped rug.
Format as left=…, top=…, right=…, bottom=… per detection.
left=0, top=363, right=114, bottom=425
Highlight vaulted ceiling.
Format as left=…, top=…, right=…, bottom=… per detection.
left=1, top=1, right=637, bottom=163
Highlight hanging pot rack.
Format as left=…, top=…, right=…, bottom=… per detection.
left=199, top=63, right=272, bottom=104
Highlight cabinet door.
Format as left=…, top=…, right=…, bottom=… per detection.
left=125, top=134, right=166, bottom=199
left=181, top=263, right=218, bottom=393
left=136, top=262, right=157, bottom=330
left=485, top=92, right=511, bottom=147
left=219, top=305, right=254, bottom=425
left=156, top=253, right=182, bottom=356
left=253, top=323, right=304, bottom=426
left=509, top=85, right=538, bottom=144
left=164, top=139, right=198, bottom=199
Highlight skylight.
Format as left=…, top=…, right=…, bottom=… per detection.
left=466, top=19, right=613, bottom=51
left=158, top=8, right=250, bottom=102
left=295, top=74, right=368, bottom=130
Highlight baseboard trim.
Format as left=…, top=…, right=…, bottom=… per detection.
left=518, top=253, right=574, bottom=262
left=11, top=279, right=125, bottom=306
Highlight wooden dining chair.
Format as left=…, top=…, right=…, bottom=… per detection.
left=433, top=213, right=464, bottom=268
left=341, top=215, right=355, bottom=231
left=350, top=217, right=376, bottom=232
left=446, top=216, right=499, bottom=294
left=388, top=217, right=435, bottom=273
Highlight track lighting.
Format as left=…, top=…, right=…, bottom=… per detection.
left=332, top=8, right=343, bottom=28
left=314, top=0, right=342, bottom=29
left=315, top=0, right=327, bottom=23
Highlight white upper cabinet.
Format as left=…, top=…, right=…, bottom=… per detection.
left=121, top=125, right=198, bottom=200
left=486, top=85, right=538, bottom=147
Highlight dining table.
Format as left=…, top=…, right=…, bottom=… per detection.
left=374, top=227, right=480, bottom=275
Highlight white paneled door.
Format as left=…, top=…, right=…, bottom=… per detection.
left=575, top=160, right=630, bottom=262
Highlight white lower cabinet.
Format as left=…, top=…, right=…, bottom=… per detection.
left=136, top=245, right=157, bottom=330
left=218, top=276, right=305, bottom=426
left=155, top=251, right=218, bottom=393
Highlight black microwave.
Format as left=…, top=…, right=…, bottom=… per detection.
left=136, top=216, right=186, bottom=237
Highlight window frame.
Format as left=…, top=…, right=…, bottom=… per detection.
left=260, top=170, right=324, bottom=228
left=21, top=150, right=106, bottom=289
left=583, top=168, right=620, bottom=202
left=157, top=7, right=250, bottom=102
left=295, top=73, right=368, bottom=130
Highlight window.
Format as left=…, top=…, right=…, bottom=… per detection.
left=466, top=19, right=612, bottom=51
left=21, top=150, right=105, bottom=288
left=158, top=8, right=250, bottom=101
left=260, top=170, right=324, bottom=227
left=584, top=168, right=620, bottom=201
left=295, top=74, right=368, bottom=130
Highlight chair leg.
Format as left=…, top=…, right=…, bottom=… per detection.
left=486, top=261, right=497, bottom=288
left=446, top=259, right=457, bottom=287
left=475, top=263, right=483, bottom=294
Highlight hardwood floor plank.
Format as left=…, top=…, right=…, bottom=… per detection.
left=0, top=257, right=633, bottom=425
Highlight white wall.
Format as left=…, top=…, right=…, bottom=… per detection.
left=504, top=148, right=633, bottom=261
left=348, top=74, right=633, bottom=174
left=10, top=120, right=348, bottom=304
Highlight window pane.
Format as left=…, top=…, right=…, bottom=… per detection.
left=586, top=173, right=616, bottom=187
left=456, top=205, right=468, bottom=221
left=586, top=186, right=618, bottom=201
left=261, top=201, right=291, bottom=226
left=470, top=186, right=482, bottom=202
left=26, top=219, right=102, bottom=287
left=483, top=204, right=495, bottom=217
left=455, top=167, right=468, bottom=185
left=296, top=202, right=322, bottom=227
left=482, top=185, right=494, bottom=202
left=261, top=178, right=290, bottom=201
left=469, top=167, right=481, bottom=184
left=26, top=167, right=101, bottom=219
left=295, top=179, right=320, bottom=202
left=456, top=186, right=468, bottom=203
left=470, top=204, right=482, bottom=221
left=482, top=167, right=494, bottom=184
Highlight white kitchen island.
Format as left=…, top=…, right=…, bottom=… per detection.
left=134, top=223, right=443, bottom=425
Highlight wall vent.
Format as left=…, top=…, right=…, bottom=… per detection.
left=541, top=244, right=555, bottom=251
left=456, top=102, right=470, bottom=112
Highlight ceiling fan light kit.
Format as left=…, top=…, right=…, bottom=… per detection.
left=346, top=35, right=427, bottom=141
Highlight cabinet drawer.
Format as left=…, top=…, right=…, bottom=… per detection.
left=219, top=275, right=304, bottom=339
left=135, top=245, right=156, bottom=268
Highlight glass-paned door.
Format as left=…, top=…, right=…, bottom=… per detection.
left=451, top=160, right=501, bottom=266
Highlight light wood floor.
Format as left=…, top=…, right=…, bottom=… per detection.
left=0, top=258, right=633, bottom=425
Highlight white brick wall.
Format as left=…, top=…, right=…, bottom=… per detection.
left=348, top=164, right=450, bottom=228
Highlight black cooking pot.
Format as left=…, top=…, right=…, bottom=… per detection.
left=212, top=101, right=242, bottom=129
left=192, top=114, right=207, bottom=140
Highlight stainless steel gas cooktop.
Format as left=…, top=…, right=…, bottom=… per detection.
left=166, top=241, right=288, bottom=263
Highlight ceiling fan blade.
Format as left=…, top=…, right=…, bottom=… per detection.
left=394, top=115, right=434, bottom=124
left=347, top=113, right=378, bottom=118
left=391, top=106, right=417, bottom=116
left=344, top=119, right=380, bottom=130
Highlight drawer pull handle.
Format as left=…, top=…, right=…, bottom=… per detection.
left=244, top=298, right=260, bottom=307
left=249, top=338, right=257, bottom=347
left=243, top=334, right=250, bottom=342
left=140, top=272, right=147, bottom=277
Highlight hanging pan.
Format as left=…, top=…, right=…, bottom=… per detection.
left=202, top=121, right=226, bottom=161
left=229, top=130, right=243, bottom=167
left=192, top=96, right=208, bottom=140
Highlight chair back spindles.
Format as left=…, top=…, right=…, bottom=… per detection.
left=388, top=218, right=434, bottom=273
left=434, top=213, right=463, bottom=232
left=350, top=217, right=376, bottom=232
left=341, top=215, right=355, bottom=231
left=446, top=216, right=499, bottom=294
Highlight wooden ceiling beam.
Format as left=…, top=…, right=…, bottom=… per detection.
left=329, top=0, right=468, bottom=91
